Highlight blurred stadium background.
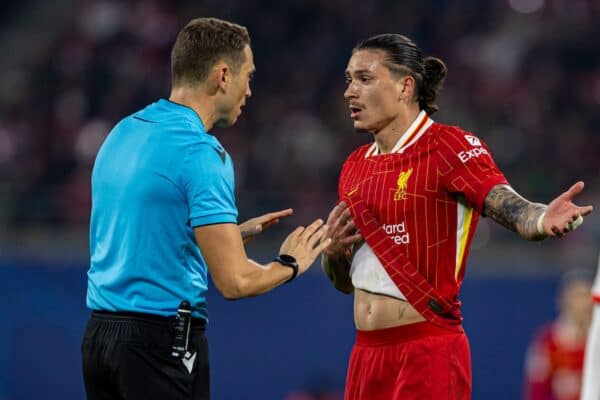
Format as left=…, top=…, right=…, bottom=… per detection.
left=0, top=0, right=598, bottom=399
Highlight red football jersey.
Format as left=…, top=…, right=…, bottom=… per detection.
left=524, top=322, right=586, bottom=400
left=338, top=112, right=508, bottom=310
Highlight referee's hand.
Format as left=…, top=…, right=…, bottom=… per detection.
left=239, top=208, right=294, bottom=243
left=280, top=219, right=332, bottom=276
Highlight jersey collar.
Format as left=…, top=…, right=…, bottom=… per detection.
left=159, top=98, right=206, bottom=132
left=365, top=110, right=433, bottom=157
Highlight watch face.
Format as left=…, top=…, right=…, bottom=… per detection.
left=279, top=254, right=296, bottom=264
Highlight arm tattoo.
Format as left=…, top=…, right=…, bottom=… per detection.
left=483, top=185, right=547, bottom=241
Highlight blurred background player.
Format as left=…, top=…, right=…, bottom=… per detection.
left=523, top=269, right=593, bottom=400
left=82, top=17, right=330, bottom=400
left=322, top=34, right=593, bottom=400
left=580, top=254, right=600, bottom=400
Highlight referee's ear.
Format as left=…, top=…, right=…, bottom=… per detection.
left=213, top=62, right=230, bottom=94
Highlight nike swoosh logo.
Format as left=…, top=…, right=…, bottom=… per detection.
left=347, top=187, right=359, bottom=196
left=182, top=351, right=197, bottom=375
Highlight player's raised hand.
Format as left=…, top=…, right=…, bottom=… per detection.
left=279, top=219, right=331, bottom=275
left=239, top=208, right=294, bottom=243
left=323, top=202, right=363, bottom=261
left=541, top=181, right=593, bottom=237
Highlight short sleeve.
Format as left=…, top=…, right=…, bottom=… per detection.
left=437, top=130, right=509, bottom=213
left=180, top=142, right=238, bottom=227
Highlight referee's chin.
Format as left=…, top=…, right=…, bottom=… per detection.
left=214, top=115, right=238, bottom=129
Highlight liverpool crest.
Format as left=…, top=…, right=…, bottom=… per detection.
left=394, top=168, right=413, bottom=201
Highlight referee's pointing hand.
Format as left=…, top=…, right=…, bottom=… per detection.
left=239, top=208, right=294, bottom=243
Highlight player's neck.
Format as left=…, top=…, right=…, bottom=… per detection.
left=169, top=86, right=217, bottom=131
left=373, top=105, right=421, bottom=154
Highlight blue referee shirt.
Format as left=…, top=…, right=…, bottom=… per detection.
left=87, top=99, right=238, bottom=321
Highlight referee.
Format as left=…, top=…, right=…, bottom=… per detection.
left=81, top=18, right=330, bottom=400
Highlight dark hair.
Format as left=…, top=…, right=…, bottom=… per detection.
left=354, top=34, right=447, bottom=115
left=170, top=18, right=251, bottom=87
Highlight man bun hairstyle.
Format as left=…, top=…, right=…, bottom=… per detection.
left=420, top=57, right=447, bottom=115
left=171, top=17, right=251, bottom=87
left=354, top=34, right=447, bottom=115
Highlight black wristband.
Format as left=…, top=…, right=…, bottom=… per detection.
left=273, top=254, right=299, bottom=283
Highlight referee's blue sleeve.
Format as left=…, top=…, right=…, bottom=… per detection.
left=180, top=143, right=238, bottom=227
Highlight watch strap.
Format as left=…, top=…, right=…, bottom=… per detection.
left=273, top=254, right=298, bottom=283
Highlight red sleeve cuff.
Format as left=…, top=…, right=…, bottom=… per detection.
left=471, top=175, right=509, bottom=214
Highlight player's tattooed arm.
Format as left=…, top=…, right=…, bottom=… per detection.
left=483, top=185, right=547, bottom=241
left=484, top=182, right=592, bottom=240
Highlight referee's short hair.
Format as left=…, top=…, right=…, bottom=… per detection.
left=171, top=17, right=251, bottom=87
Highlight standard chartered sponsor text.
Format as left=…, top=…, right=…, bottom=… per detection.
left=383, top=223, right=410, bottom=244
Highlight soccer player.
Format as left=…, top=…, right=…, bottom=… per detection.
left=524, top=270, right=593, bottom=400
left=580, top=255, right=600, bottom=400
left=82, top=18, right=330, bottom=400
left=322, top=34, right=593, bottom=400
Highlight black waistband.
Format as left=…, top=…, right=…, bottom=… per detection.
left=91, top=310, right=207, bottom=328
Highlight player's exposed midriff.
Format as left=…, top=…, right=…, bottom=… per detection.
left=354, top=288, right=425, bottom=330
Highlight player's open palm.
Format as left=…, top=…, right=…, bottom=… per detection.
left=542, top=181, right=593, bottom=237
left=280, top=219, right=331, bottom=275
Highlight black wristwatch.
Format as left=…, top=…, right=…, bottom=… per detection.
left=273, top=254, right=299, bottom=283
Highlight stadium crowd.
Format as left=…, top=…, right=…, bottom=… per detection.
left=0, top=0, right=598, bottom=236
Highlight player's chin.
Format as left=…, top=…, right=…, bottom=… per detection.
left=352, top=120, right=372, bottom=133
left=352, top=119, right=364, bottom=130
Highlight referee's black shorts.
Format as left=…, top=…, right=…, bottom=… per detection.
left=81, top=311, right=209, bottom=400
